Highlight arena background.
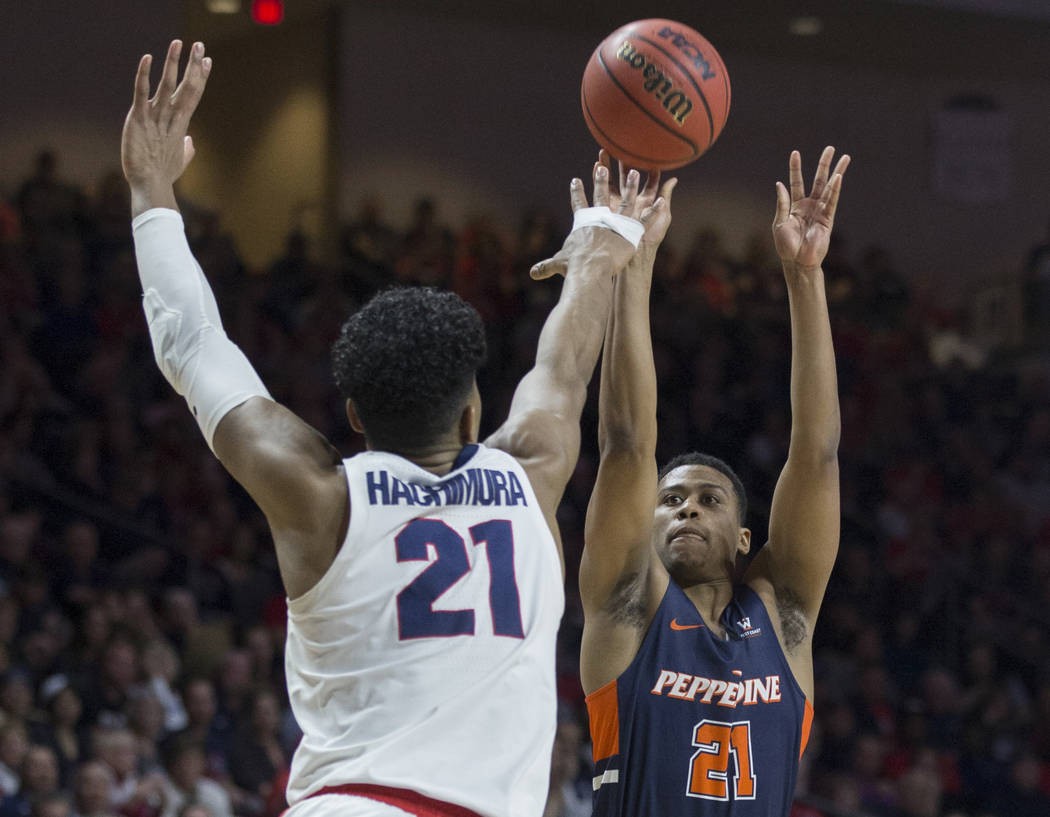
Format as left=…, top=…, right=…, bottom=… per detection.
left=1, top=2, right=1049, bottom=817
left=2, top=1, right=1050, bottom=291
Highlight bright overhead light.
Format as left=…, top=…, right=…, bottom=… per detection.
left=206, top=0, right=241, bottom=13
left=789, top=16, right=824, bottom=36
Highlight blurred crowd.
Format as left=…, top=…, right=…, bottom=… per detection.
left=0, top=149, right=1049, bottom=817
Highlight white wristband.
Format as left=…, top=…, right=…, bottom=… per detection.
left=571, top=206, right=644, bottom=248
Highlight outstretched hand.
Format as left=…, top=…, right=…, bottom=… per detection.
left=772, top=146, right=849, bottom=271
left=597, top=150, right=677, bottom=256
left=121, top=40, right=212, bottom=214
left=531, top=151, right=673, bottom=280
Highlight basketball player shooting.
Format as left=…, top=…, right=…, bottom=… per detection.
left=579, top=148, right=848, bottom=815
left=120, top=40, right=666, bottom=817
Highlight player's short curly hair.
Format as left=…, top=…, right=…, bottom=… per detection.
left=658, top=452, right=748, bottom=525
left=331, top=287, right=487, bottom=450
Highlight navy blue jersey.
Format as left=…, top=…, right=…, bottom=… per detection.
left=587, top=582, right=812, bottom=817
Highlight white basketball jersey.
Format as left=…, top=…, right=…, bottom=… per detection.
left=284, top=444, right=564, bottom=817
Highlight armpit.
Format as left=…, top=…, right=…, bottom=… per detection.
left=774, top=585, right=810, bottom=653
left=603, top=569, right=649, bottom=629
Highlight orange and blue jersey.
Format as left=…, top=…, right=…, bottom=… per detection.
left=587, top=582, right=813, bottom=816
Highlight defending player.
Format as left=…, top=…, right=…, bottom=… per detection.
left=121, top=41, right=666, bottom=817
left=581, top=148, right=848, bottom=815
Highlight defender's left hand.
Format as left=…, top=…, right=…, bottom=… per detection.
left=121, top=40, right=212, bottom=200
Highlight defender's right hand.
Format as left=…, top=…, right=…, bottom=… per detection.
left=530, top=159, right=664, bottom=280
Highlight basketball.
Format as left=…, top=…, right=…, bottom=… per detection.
left=581, top=19, right=731, bottom=170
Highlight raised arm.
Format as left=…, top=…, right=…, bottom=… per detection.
left=746, top=147, right=849, bottom=648
left=485, top=162, right=654, bottom=563
left=122, top=41, right=347, bottom=599
left=581, top=166, right=676, bottom=612
left=575, top=163, right=674, bottom=692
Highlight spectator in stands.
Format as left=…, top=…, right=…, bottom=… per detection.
left=0, top=723, right=30, bottom=797
left=0, top=743, right=60, bottom=817
left=123, top=690, right=165, bottom=775
left=225, top=687, right=286, bottom=816
left=0, top=673, right=43, bottom=733
left=157, top=736, right=231, bottom=817
left=173, top=680, right=226, bottom=783
left=892, top=763, right=941, bottom=817
left=94, top=728, right=163, bottom=816
left=339, top=194, right=396, bottom=303
left=31, top=677, right=82, bottom=790
left=541, top=712, right=589, bottom=817
left=157, top=592, right=227, bottom=684
left=15, top=151, right=86, bottom=255
left=70, top=760, right=116, bottom=817
left=1022, top=217, right=1050, bottom=347
left=137, top=642, right=185, bottom=738
left=210, top=656, right=250, bottom=741
left=31, top=793, right=71, bottom=817
left=76, top=634, right=138, bottom=731
left=988, top=752, right=1050, bottom=817
left=51, top=520, right=106, bottom=610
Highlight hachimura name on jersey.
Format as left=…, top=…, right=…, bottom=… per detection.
left=365, top=466, right=528, bottom=507
left=587, top=583, right=813, bottom=816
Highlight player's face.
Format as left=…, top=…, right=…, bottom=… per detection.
left=651, top=465, right=749, bottom=586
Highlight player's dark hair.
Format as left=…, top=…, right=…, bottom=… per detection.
left=332, top=287, right=487, bottom=450
left=658, top=452, right=748, bottom=524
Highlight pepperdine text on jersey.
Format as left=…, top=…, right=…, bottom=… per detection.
left=651, top=670, right=783, bottom=707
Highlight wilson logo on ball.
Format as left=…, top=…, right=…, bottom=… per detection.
left=615, top=41, right=694, bottom=125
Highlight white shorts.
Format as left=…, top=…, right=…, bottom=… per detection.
left=284, top=794, right=415, bottom=817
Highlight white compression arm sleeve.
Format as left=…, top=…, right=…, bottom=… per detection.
left=132, top=208, right=271, bottom=452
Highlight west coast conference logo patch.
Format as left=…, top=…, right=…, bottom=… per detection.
left=736, top=616, right=762, bottom=639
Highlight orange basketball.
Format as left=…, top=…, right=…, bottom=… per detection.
left=581, top=19, right=731, bottom=170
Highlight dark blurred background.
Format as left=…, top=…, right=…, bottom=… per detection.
left=1, top=2, right=1049, bottom=817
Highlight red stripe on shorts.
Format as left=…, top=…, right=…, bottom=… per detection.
left=307, top=783, right=486, bottom=817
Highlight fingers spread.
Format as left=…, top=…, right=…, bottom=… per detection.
left=788, top=150, right=804, bottom=202
left=811, top=145, right=835, bottom=197
left=170, top=42, right=212, bottom=131
left=568, top=178, right=588, bottom=212
left=156, top=40, right=183, bottom=104
left=831, top=153, right=851, bottom=181
left=132, top=54, right=153, bottom=115
left=183, top=135, right=196, bottom=168
left=616, top=159, right=629, bottom=195
left=822, top=173, right=844, bottom=220
left=638, top=195, right=666, bottom=228
left=618, top=169, right=640, bottom=214
left=773, top=180, right=791, bottom=226
left=593, top=163, right=611, bottom=208
left=659, top=177, right=677, bottom=204
left=642, top=169, right=662, bottom=201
